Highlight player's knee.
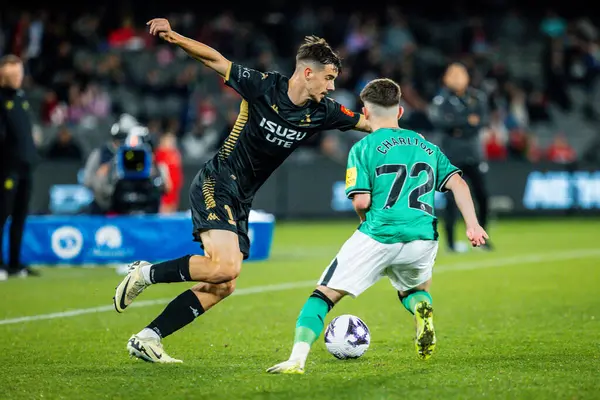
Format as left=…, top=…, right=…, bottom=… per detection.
left=217, top=279, right=236, bottom=298
left=213, top=256, right=241, bottom=282
left=191, top=279, right=236, bottom=298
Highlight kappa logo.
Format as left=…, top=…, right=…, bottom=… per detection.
left=300, top=112, right=312, bottom=126
left=207, top=213, right=220, bottom=221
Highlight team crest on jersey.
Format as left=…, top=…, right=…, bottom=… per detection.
left=340, top=105, right=354, bottom=117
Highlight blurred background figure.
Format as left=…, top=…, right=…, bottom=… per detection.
left=0, top=4, right=596, bottom=240
left=0, top=54, right=39, bottom=278
left=428, top=63, right=492, bottom=252
left=154, top=129, right=183, bottom=214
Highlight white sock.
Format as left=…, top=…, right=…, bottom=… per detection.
left=289, top=342, right=311, bottom=367
left=140, top=264, right=153, bottom=285
left=137, top=328, right=160, bottom=341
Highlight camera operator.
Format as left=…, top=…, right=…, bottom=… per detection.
left=109, top=127, right=171, bottom=215
left=82, top=114, right=136, bottom=214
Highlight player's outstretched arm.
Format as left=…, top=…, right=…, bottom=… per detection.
left=352, top=193, right=371, bottom=222
left=354, top=116, right=372, bottom=133
left=147, top=18, right=231, bottom=78
left=444, top=174, right=489, bottom=247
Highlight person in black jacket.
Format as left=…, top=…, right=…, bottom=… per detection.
left=0, top=55, right=40, bottom=279
left=428, top=63, right=493, bottom=252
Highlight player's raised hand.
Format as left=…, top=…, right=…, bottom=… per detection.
left=147, top=18, right=173, bottom=41
left=466, top=224, right=489, bottom=247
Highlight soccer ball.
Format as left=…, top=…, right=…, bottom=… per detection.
left=324, top=314, right=370, bottom=359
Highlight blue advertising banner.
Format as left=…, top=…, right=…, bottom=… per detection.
left=3, top=212, right=275, bottom=266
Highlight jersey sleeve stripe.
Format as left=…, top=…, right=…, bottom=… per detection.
left=218, top=100, right=248, bottom=160
left=224, top=61, right=233, bottom=82
left=346, top=189, right=371, bottom=198
left=437, top=169, right=462, bottom=192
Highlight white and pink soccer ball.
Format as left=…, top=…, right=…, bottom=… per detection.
left=324, top=314, right=370, bottom=359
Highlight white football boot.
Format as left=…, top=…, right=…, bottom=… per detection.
left=114, top=260, right=151, bottom=313
left=127, top=334, right=182, bottom=363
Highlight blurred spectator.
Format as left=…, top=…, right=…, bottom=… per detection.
left=155, top=130, right=183, bottom=213
left=108, top=16, right=136, bottom=49
left=462, top=16, right=492, bottom=58
left=81, top=83, right=111, bottom=118
left=1, top=6, right=598, bottom=169
left=525, top=88, right=552, bottom=123
left=507, top=129, right=541, bottom=162
left=484, top=130, right=508, bottom=161
left=507, top=129, right=529, bottom=160
left=482, top=109, right=509, bottom=160
left=181, top=119, right=222, bottom=161
left=540, top=10, right=567, bottom=38
left=382, top=8, right=416, bottom=58
left=44, top=126, right=83, bottom=161
left=505, top=84, right=529, bottom=130
left=546, top=133, right=577, bottom=164
left=40, top=89, right=61, bottom=124
left=542, top=36, right=571, bottom=111
left=66, top=84, right=86, bottom=124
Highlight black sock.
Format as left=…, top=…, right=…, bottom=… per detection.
left=147, top=289, right=204, bottom=339
left=150, top=255, right=193, bottom=283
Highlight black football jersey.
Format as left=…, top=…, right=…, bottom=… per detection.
left=204, top=62, right=361, bottom=201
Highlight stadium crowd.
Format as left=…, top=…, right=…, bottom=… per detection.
left=1, top=6, right=599, bottom=167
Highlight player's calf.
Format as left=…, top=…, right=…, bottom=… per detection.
left=131, top=252, right=242, bottom=286
left=190, top=254, right=241, bottom=283
left=191, top=280, right=236, bottom=309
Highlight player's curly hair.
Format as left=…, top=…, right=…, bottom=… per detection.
left=360, top=78, right=402, bottom=108
left=296, top=35, right=342, bottom=73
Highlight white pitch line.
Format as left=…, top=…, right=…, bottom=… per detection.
left=0, top=248, right=599, bottom=327
left=0, top=280, right=317, bottom=326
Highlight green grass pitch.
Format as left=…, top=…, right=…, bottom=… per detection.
left=0, top=218, right=599, bottom=399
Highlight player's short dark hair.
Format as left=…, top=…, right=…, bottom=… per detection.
left=296, top=36, right=342, bottom=73
left=359, top=78, right=402, bottom=107
left=0, top=54, right=22, bottom=68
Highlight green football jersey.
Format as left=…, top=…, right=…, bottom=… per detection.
left=345, top=128, right=461, bottom=244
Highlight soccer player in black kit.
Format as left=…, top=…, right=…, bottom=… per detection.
left=113, top=18, right=371, bottom=363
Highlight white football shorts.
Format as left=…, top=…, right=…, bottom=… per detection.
left=317, top=230, right=438, bottom=296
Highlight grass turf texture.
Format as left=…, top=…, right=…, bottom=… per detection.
left=1, top=218, right=599, bottom=399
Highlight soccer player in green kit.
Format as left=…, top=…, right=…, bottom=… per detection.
left=267, top=78, right=489, bottom=374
